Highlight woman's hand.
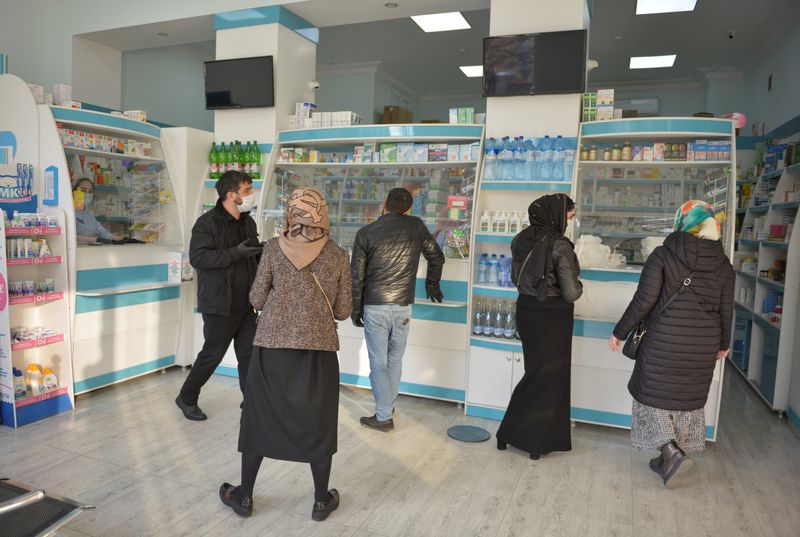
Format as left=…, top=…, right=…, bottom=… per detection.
left=608, top=335, right=621, bottom=352
left=717, top=349, right=730, bottom=360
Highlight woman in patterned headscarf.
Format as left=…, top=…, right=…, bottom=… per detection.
left=220, top=188, right=352, bottom=521
left=609, top=200, right=733, bottom=487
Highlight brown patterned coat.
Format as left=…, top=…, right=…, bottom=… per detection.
left=249, top=238, right=351, bottom=352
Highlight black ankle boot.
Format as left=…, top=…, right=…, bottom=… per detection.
left=497, top=439, right=507, bottom=451
left=312, top=488, right=339, bottom=521
left=219, top=483, right=252, bottom=517
left=657, top=441, right=694, bottom=487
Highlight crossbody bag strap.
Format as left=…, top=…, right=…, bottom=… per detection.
left=647, top=271, right=695, bottom=328
left=311, top=272, right=336, bottom=323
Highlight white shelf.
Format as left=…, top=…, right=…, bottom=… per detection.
left=76, top=281, right=180, bottom=297
left=276, top=161, right=477, bottom=170
left=50, top=106, right=161, bottom=141
left=63, top=146, right=165, bottom=163
left=579, top=160, right=730, bottom=167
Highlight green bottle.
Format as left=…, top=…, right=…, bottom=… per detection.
left=251, top=141, right=261, bottom=179
left=209, top=143, right=219, bottom=179
left=235, top=140, right=243, bottom=172
left=243, top=141, right=253, bottom=175
left=219, top=143, right=228, bottom=174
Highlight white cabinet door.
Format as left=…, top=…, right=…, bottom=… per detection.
left=511, top=352, right=526, bottom=392
left=467, top=346, right=513, bottom=408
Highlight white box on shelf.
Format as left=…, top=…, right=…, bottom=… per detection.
left=52, top=84, right=72, bottom=105
left=27, top=84, right=44, bottom=104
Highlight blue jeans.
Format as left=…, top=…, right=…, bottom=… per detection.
left=363, top=304, right=412, bottom=421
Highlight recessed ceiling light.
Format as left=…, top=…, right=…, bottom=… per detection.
left=636, top=0, right=697, bottom=15
left=411, top=12, right=471, bottom=33
left=459, top=65, right=483, bottom=77
left=613, top=35, right=624, bottom=41
left=384, top=2, right=398, bottom=7
left=157, top=32, right=169, bottom=36
left=629, top=54, right=677, bottom=69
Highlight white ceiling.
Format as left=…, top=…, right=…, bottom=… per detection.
left=78, top=15, right=215, bottom=51
left=289, top=0, right=490, bottom=27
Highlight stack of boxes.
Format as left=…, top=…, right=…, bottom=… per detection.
left=582, top=89, right=622, bottom=121
left=289, top=102, right=363, bottom=129
left=277, top=142, right=479, bottom=164
left=449, top=107, right=475, bottom=124
left=56, top=123, right=153, bottom=157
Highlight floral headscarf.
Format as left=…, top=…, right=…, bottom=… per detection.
left=674, top=200, right=720, bottom=240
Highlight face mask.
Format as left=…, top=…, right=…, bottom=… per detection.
left=235, top=193, right=256, bottom=213
left=82, top=193, right=94, bottom=207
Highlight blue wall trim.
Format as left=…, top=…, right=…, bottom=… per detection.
left=15, top=393, right=73, bottom=427
left=76, top=264, right=168, bottom=292
left=339, top=372, right=465, bottom=401
left=215, top=364, right=239, bottom=378
left=481, top=181, right=572, bottom=191
left=76, top=285, right=180, bottom=314
left=768, top=113, right=800, bottom=140
left=470, top=337, right=522, bottom=353
left=74, top=355, right=175, bottom=393
left=473, top=286, right=518, bottom=298
left=581, top=118, right=732, bottom=137
left=736, top=136, right=761, bottom=150
left=412, top=303, right=466, bottom=324
left=574, top=319, right=616, bottom=339
left=415, top=279, right=468, bottom=302
left=475, top=233, right=513, bottom=244
left=279, top=125, right=484, bottom=143
left=466, top=405, right=506, bottom=421
left=581, top=269, right=641, bottom=282
left=788, top=406, right=800, bottom=432
left=214, top=6, right=319, bottom=43
left=51, top=106, right=161, bottom=138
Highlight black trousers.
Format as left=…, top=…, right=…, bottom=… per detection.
left=179, top=307, right=257, bottom=405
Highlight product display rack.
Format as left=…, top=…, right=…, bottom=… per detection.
left=730, top=161, right=800, bottom=413
left=255, top=124, right=484, bottom=402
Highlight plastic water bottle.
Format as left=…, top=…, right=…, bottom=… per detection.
left=478, top=253, right=488, bottom=284
left=539, top=135, right=553, bottom=181
left=484, top=138, right=497, bottom=181
left=500, top=255, right=510, bottom=287
left=488, top=254, right=499, bottom=285
left=504, top=304, right=516, bottom=339
left=524, top=138, right=536, bottom=181
left=473, top=298, right=484, bottom=335
left=563, top=140, right=575, bottom=182
left=483, top=300, right=495, bottom=336
left=499, top=137, right=514, bottom=181
left=494, top=302, right=506, bottom=338
left=552, top=135, right=565, bottom=181
left=514, top=136, right=526, bottom=180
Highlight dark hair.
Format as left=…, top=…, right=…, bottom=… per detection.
left=565, top=196, right=576, bottom=212
left=385, top=187, right=413, bottom=214
left=215, top=170, right=253, bottom=200
left=72, top=177, right=94, bottom=191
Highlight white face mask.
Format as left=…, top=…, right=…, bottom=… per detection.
left=235, top=193, right=256, bottom=213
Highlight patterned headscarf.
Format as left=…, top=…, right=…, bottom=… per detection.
left=674, top=200, right=720, bottom=240
left=278, top=188, right=330, bottom=270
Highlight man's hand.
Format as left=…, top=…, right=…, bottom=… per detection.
left=717, top=349, right=730, bottom=360
left=426, top=282, right=444, bottom=303
left=608, top=335, right=621, bottom=352
left=236, top=239, right=262, bottom=258
left=351, top=312, right=364, bottom=328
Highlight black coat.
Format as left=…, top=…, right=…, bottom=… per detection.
left=189, top=201, right=259, bottom=316
left=512, top=236, right=583, bottom=303
left=613, top=232, right=734, bottom=411
left=350, top=213, right=445, bottom=315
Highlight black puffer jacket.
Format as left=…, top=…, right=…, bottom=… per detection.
left=512, top=236, right=583, bottom=303
left=614, top=232, right=734, bottom=411
left=350, top=213, right=445, bottom=314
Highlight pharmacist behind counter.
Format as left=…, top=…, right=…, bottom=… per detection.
left=73, top=177, right=122, bottom=244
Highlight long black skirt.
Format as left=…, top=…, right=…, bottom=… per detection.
left=238, top=347, right=339, bottom=463
left=497, top=294, right=574, bottom=456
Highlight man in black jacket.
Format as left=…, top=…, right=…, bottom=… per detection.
left=175, top=171, right=262, bottom=421
left=351, top=188, right=445, bottom=431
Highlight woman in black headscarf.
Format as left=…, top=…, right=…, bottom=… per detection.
left=496, top=193, right=582, bottom=459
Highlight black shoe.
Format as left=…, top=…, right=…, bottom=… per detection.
left=175, top=395, right=207, bottom=421
left=219, top=483, right=252, bottom=517
left=360, top=415, right=394, bottom=432
left=312, top=489, right=339, bottom=521
left=658, top=441, right=694, bottom=487
left=497, top=439, right=507, bottom=451
left=649, top=455, right=663, bottom=475
left=529, top=453, right=540, bottom=460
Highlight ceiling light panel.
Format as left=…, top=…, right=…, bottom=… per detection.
left=629, top=54, right=677, bottom=69
left=459, top=65, right=483, bottom=77
left=411, top=12, right=471, bottom=33
left=636, top=0, right=697, bottom=15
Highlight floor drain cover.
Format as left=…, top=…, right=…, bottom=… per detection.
left=447, top=425, right=491, bottom=443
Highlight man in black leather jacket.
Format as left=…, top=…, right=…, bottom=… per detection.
left=351, top=188, right=445, bottom=431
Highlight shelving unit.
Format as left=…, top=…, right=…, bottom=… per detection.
left=731, top=160, right=799, bottom=413
left=255, top=124, right=484, bottom=402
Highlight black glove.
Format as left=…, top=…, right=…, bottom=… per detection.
left=351, top=311, right=364, bottom=327
left=426, top=282, right=444, bottom=303
left=236, top=239, right=262, bottom=258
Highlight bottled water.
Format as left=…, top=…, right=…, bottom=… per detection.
left=478, top=253, right=488, bottom=284
left=504, top=303, right=516, bottom=339
left=493, top=302, right=505, bottom=338
left=483, top=300, right=495, bottom=336
left=488, top=254, right=499, bottom=285
left=539, top=135, right=553, bottom=181
left=563, top=140, right=575, bottom=182
left=514, top=136, right=526, bottom=180
left=499, top=137, right=514, bottom=181
left=473, top=298, right=484, bottom=335
left=498, top=255, right=507, bottom=287
left=552, top=135, right=565, bottom=181
left=525, top=138, right=537, bottom=181
left=484, top=138, right=497, bottom=181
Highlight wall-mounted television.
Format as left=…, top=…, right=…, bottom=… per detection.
left=483, top=30, right=587, bottom=97
left=204, top=56, right=275, bottom=110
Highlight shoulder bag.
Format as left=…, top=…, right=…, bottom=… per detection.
left=311, top=272, right=338, bottom=329
left=623, top=272, right=695, bottom=360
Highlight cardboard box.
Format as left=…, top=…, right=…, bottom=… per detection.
left=707, top=141, right=720, bottom=161
left=613, top=108, right=623, bottom=119
left=457, top=108, right=466, bottom=125
left=469, top=142, right=481, bottom=161
left=596, top=105, right=614, bottom=121
left=459, top=144, right=472, bottom=161
left=362, top=143, right=375, bottom=163
left=687, top=143, right=695, bottom=161
left=413, top=143, right=428, bottom=162
left=597, top=88, right=615, bottom=106
left=380, top=143, right=398, bottom=163
left=653, top=143, right=665, bottom=161
left=643, top=147, right=654, bottom=162
left=428, top=144, right=448, bottom=162
left=382, top=106, right=413, bottom=124
left=695, top=140, right=708, bottom=161
left=52, top=84, right=72, bottom=105
left=632, top=146, right=644, bottom=162
left=27, top=84, right=44, bottom=104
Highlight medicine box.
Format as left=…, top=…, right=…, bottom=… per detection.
left=413, top=144, right=428, bottom=162
left=643, top=147, right=654, bottom=162
left=27, top=84, right=44, bottom=104
left=707, top=141, right=720, bottom=161
left=397, top=143, right=414, bottom=163
left=653, top=143, right=665, bottom=161
left=428, top=144, right=448, bottom=162
left=380, top=143, right=398, bottom=163
left=447, top=145, right=460, bottom=161
left=459, top=144, right=472, bottom=161
left=596, top=105, right=614, bottom=121
left=449, top=108, right=459, bottom=124
left=597, top=89, right=615, bottom=106
left=695, top=140, right=708, bottom=161
left=362, top=143, right=375, bottom=163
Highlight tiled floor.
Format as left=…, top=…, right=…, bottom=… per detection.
left=1, top=362, right=799, bottom=537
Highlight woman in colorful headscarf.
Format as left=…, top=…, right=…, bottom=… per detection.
left=497, top=193, right=582, bottom=460
left=220, top=188, right=352, bottom=521
left=609, top=200, right=734, bottom=487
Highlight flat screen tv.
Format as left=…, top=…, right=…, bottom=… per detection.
left=483, top=30, right=587, bottom=97
left=204, top=56, right=275, bottom=110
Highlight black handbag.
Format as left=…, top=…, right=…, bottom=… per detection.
left=622, top=272, right=694, bottom=360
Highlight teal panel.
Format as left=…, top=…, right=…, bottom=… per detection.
left=214, top=364, right=239, bottom=378
left=475, top=234, right=513, bottom=244
left=415, top=279, right=468, bottom=302
left=789, top=406, right=800, bottom=432
left=470, top=337, right=522, bottom=353
left=573, top=319, right=616, bottom=339
left=257, top=143, right=273, bottom=153
left=736, top=136, right=762, bottom=150
left=581, top=118, right=732, bottom=137
left=412, top=303, right=466, bottom=324
left=214, top=6, right=318, bottom=42
left=76, top=286, right=180, bottom=313
left=466, top=405, right=506, bottom=421
left=473, top=286, right=518, bottom=298
left=278, top=125, right=484, bottom=143
left=340, top=373, right=465, bottom=401
left=51, top=106, right=160, bottom=138
left=74, top=356, right=175, bottom=393
left=580, top=269, right=641, bottom=282
left=76, top=264, right=168, bottom=291
left=481, top=181, right=572, bottom=191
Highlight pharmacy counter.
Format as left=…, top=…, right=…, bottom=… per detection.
left=71, top=244, right=182, bottom=393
